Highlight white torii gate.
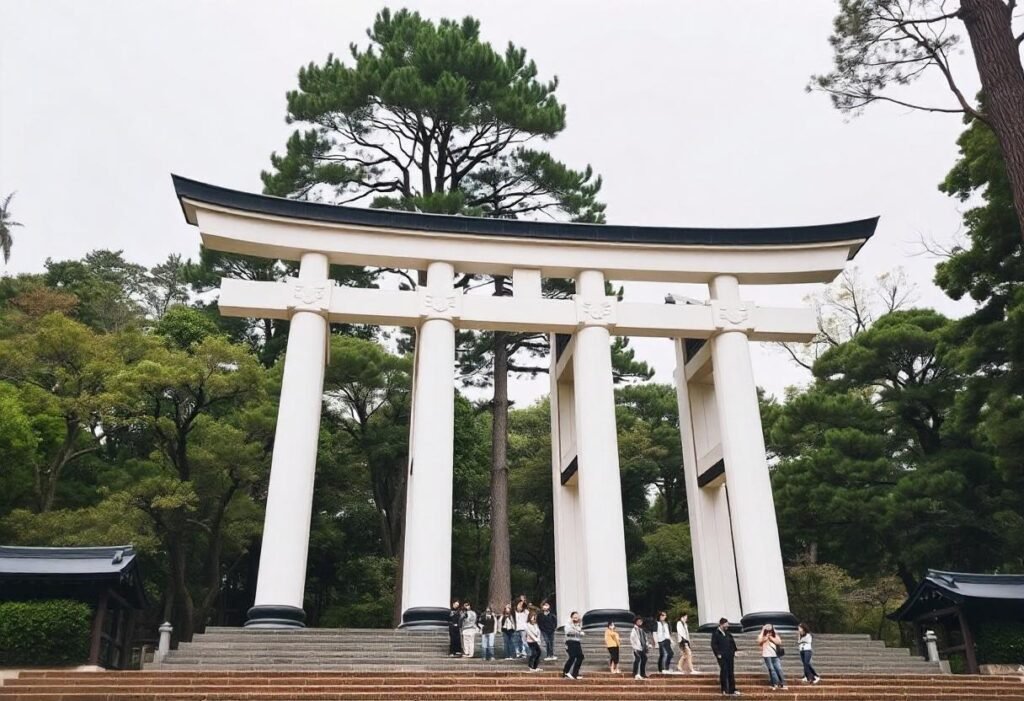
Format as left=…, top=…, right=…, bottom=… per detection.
left=172, top=175, right=877, bottom=631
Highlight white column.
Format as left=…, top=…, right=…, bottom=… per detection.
left=672, top=340, right=742, bottom=629
left=572, top=270, right=631, bottom=626
left=550, top=343, right=586, bottom=621
left=400, top=261, right=457, bottom=627
left=247, top=252, right=330, bottom=628
left=708, top=274, right=795, bottom=630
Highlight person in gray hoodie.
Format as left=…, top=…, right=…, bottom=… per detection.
left=562, top=611, right=586, bottom=679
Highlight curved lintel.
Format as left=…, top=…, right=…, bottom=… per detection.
left=173, top=175, right=877, bottom=284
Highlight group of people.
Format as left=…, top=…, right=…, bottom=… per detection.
left=605, top=612, right=698, bottom=679
left=446, top=598, right=822, bottom=694
left=712, top=618, right=822, bottom=696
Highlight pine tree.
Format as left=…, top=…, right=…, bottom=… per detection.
left=261, top=8, right=613, bottom=613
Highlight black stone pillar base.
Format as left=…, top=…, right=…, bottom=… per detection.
left=244, top=605, right=306, bottom=628
left=740, top=611, right=799, bottom=632
left=581, top=608, right=635, bottom=630
left=399, top=606, right=449, bottom=629
left=697, top=621, right=742, bottom=633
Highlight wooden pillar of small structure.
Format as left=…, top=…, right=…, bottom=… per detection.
left=956, top=605, right=979, bottom=674
left=88, top=589, right=110, bottom=666
left=912, top=621, right=925, bottom=658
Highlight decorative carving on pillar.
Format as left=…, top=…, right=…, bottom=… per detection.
left=574, top=295, right=617, bottom=327
left=710, top=300, right=755, bottom=332
left=287, top=279, right=333, bottom=317
left=418, top=289, right=462, bottom=321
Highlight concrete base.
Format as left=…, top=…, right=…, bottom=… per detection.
left=581, top=608, right=634, bottom=629
left=398, top=606, right=449, bottom=629
left=739, top=610, right=799, bottom=632
left=244, top=605, right=306, bottom=628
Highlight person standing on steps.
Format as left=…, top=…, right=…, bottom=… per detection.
left=479, top=606, right=497, bottom=662
left=514, top=600, right=529, bottom=658
left=676, top=612, right=697, bottom=674
left=538, top=601, right=558, bottom=661
left=605, top=621, right=621, bottom=674
left=499, top=604, right=517, bottom=660
left=630, top=616, right=650, bottom=680
left=757, top=624, right=787, bottom=691
left=797, top=623, right=821, bottom=684
left=460, top=601, right=478, bottom=658
left=525, top=612, right=543, bottom=672
left=562, top=611, right=586, bottom=679
left=448, top=600, right=463, bottom=657
left=711, top=617, right=740, bottom=696
left=654, top=611, right=675, bottom=674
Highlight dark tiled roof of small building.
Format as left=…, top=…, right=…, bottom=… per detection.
left=0, top=545, right=138, bottom=576
left=890, top=569, right=1024, bottom=621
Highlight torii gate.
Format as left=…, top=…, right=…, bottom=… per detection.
left=172, top=175, right=876, bottom=631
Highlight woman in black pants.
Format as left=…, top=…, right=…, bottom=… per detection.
left=562, top=611, right=586, bottom=679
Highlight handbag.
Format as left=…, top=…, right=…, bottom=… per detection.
left=774, top=641, right=786, bottom=658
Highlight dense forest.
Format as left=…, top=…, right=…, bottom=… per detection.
left=1, top=9, right=1021, bottom=650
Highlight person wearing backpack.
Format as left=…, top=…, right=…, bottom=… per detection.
left=629, top=616, right=650, bottom=680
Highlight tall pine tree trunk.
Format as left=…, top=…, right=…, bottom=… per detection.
left=488, top=328, right=511, bottom=610
left=960, top=0, right=1024, bottom=242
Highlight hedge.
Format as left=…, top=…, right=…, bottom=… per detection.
left=975, top=621, right=1024, bottom=666
left=0, top=600, right=93, bottom=666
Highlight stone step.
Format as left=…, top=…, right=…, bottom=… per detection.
left=3, top=672, right=1022, bottom=701
left=177, top=642, right=906, bottom=654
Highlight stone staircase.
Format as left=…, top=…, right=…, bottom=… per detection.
left=152, top=627, right=942, bottom=676
left=3, top=670, right=1024, bottom=700
left=6, top=628, right=1018, bottom=701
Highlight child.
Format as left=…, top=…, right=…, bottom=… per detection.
left=605, top=621, right=621, bottom=673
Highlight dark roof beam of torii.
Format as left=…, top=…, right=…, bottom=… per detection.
left=172, top=175, right=879, bottom=254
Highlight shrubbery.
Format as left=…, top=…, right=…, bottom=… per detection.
left=975, top=621, right=1024, bottom=665
left=0, top=600, right=93, bottom=666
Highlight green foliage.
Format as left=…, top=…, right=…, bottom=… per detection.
left=0, top=192, right=23, bottom=264
left=936, top=117, right=1024, bottom=537
left=155, top=305, right=220, bottom=350
left=974, top=621, right=1024, bottom=665
left=628, top=523, right=694, bottom=614
left=0, top=600, right=92, bottom=666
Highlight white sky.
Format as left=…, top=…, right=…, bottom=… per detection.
left=0, top=1, right=980, bottom=404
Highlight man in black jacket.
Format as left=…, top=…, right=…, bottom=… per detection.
left=711, top=617, right=740, bottom=696
left=448, top=600, right=464, bottom=657
left=537, top=601, right=558, bottom=660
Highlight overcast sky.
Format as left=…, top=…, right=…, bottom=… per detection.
left=0, top=1, right=981, bottom=404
